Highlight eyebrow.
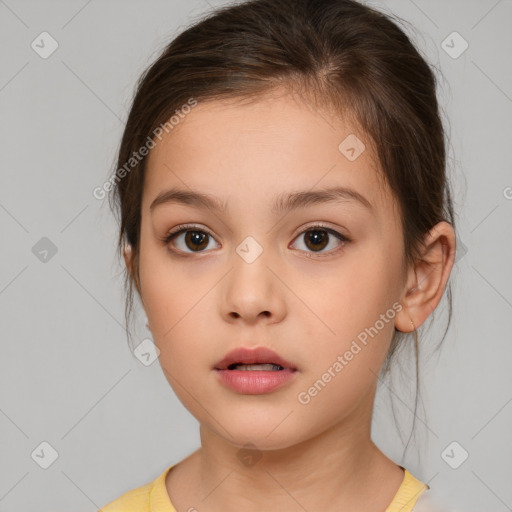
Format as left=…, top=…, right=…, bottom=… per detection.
left=149, top=185, right=373, bottom=215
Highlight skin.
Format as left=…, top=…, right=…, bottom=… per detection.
left=124, top=86, right=456, bottom=512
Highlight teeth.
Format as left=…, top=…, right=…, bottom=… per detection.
left=231, top=363, right=283, bottom=371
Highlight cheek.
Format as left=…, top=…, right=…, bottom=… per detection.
left=138, top=241, right=219, bottom=370
left=294, top=296, right=394, bottom=425
left=293, top=251, right=398, bottom=337
left=139, top=228, right=198, bottom=321
left=289, top=256, right=401, bottom=400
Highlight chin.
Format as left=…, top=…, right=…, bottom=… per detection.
left=212, top=415, right=304, bottom=452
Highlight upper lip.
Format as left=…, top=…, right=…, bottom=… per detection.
left=214, top=347, right=297, bottom=371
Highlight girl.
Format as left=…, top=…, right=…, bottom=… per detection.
left=100, top=0, right=457, bottom=510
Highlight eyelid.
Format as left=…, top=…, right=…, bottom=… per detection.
left=165, top=223, right=216, bottom=240
left=290, top=221, right=348, bottom=239
left=164, top=222, right=349, bottom=240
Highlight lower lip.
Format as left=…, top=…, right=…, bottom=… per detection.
left=215, top=368, right=297, bottom=394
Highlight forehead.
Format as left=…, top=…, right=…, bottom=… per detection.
left=143, top=89, right=393, bottom=216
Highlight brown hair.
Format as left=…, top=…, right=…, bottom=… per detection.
left=108, top=0, right=456, bottom=457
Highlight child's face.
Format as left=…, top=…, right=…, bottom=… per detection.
left=137, top=88, right=408, bottom=450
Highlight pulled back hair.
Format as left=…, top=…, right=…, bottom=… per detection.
left=108, top=0, right=456, bottom=457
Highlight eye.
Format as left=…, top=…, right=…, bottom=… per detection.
left=163, top=225, right=220, bottom=254
left=290, top=225, right=350, bottom=257
left=162, top=223, right=350, bottom=257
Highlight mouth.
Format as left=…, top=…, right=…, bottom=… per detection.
left=214, top=346, right=298, bottom=394
left=214, top=346, right=297, bottom=372
left=225, top=363, right=285, bottom=371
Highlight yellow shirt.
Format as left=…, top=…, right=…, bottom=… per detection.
left=99, top=464, right=429, bottom=512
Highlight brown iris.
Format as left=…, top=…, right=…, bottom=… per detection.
left=185, top=231, right=209, bottom=251
left=304, top=229, right=329, bottom=251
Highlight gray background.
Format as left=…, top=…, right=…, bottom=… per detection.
left=1, top=0, right=511, bottom=510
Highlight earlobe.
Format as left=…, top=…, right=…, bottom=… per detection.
left=395, top=221, right=456, bottom=332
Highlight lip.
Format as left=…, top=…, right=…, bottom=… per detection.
left=215, top=367, right=297, bottom=394
left=214, top=346, right=298, bottom=395
left=214, top=346, right=297, bottom=371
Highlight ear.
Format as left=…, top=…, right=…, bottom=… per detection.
left=123, top=242, right=144, bottom=302
left=395, top=221, right=456, bottom=332
left=123, top=242, right=133, bottom=273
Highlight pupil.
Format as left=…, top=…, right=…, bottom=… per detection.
left=305, top=230, right=328, bottom=251
left=186, top=231, right=208, bottom=251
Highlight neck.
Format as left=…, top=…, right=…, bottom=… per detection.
left=183, top=392, right=403, bottom=511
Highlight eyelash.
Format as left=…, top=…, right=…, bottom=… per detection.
left=161, top=223, right=351, bottom=258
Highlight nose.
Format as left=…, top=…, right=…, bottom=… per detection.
left=220, top=251, right=287, bottom=325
